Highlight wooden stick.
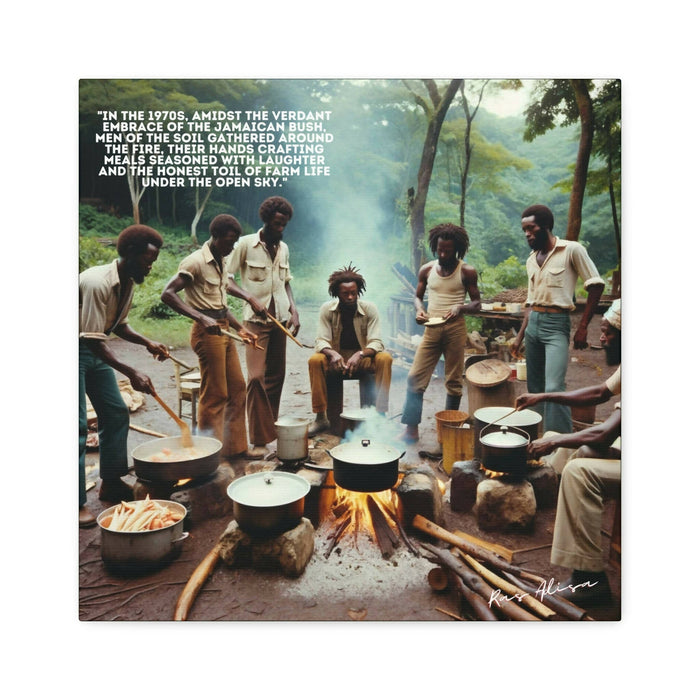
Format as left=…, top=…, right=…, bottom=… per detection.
left=367, top=496, right=399, bottom=547
left=421, top=542, right=538, bottom=621
left=385, top=508, right=421, bottom=556
left=428, top=567, right=450, bottom=591
left=435, top=607, right=467, bottom=622
left=129, top=424, right=168, bottom=438
left=173, top=543, right=221, bottom=621
left=449, top=572, right=500, bottom=621
left=152, top=392, right=194, bottom=447
left=458, top=551, right=557, bottom=619
left=367, top=496, right=396, bottom=558
left=502, top=572, right=588, bottom=621
left=265, top=310, right=305, bottom=348
left=412, top=515, right=538, bottom=580
left=324, top=514, right=351, bottom=558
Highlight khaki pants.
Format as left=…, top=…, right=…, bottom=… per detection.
left=191, top=320, right=247, bottom=456
left=308, top=350, right=392, bottom=414
left=548, top=435, right=621, bottom=571
left=243, top=321, right=287, bottom=446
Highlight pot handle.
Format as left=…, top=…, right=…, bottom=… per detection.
left=479, top=424, right=530, bottom=443
left=171, top=532, right=190, bottom=544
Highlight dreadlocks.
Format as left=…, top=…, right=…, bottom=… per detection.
left=428, top=223, right=470, bottom=259
left=327, top=263, right=367, bottom=298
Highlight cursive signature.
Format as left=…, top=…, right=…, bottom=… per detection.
left=488, top=578, right=598, bottom=608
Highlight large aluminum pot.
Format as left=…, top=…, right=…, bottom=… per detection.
left=327, top=439, right=405, bottom=493
left=227, top=472, right=310, bottom=536
left=97, top=500, right=189, bottom=571
left=479, top=424, right=530, bottom=475
left=275, top=416, right=309, bottom=461
left=131, top=435, right=222, bottom=482
left=472, top=406, right=542, bottom=459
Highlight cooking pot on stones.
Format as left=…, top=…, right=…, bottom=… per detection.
left=479, top=424, right=530, bottom=475
left=131, top=435, right=222, bottom=482
left=227, top=472, right=310, bottom=536
left=275, top=416, right=309, bottom=461
left=97, top=500, right=189, bottom=572
left=472, top=406, right=542, bottom=459
left=326, top=439, right=404, bottom=493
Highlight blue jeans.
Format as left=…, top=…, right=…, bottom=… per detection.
left=524, top=311, right=572, bottom=434
left=79, top=341, right=130, bottom=506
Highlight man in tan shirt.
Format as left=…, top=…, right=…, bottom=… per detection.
left=511, top=204, right=604, bottom=435
left=79, top=225, right=170, bottom=527
left=227, top=196, right=300, bottom=457
left=161, top=214, right=257, bottom=459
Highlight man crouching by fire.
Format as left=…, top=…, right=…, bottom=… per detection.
left=307, top=264, right=392, bottom=436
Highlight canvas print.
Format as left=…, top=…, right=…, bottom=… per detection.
left=78, top=78, right=621, bottom=622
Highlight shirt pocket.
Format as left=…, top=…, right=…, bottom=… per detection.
left=247, top=261, right=269, bottom=282
left=546, top=265, right=566, bottom=288
left=278, top=261, right=290, bottom=282
left=202, top=269, right=223, bottom=297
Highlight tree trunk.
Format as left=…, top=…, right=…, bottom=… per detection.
left=407, top=79, right=463, bottom=273
left=459, top=81, right=488, bottom=228
left=190, top=186, right=214, bottom=244
left=566, top=80, right=594, bottom=241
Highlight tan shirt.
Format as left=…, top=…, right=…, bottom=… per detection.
left=426, top=263, right=466, bottom=317
left=606, top=365, right=621, bottom=410
left=227, top=229, right=293, bottom=323
left=525, top=238, right=604, bottom=310
left=79, top=260, right=134, bottom=340
left=314, top=299, right=385, bottom=355
left=178, top=240, right=229, bottom=310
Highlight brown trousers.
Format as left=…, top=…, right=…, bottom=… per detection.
left=190, top=320, right=247, bottom=456
left=308, top=350, right=392, bottom=414
left=243, top=321, right=287, bottom=445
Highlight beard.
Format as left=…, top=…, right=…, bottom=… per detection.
left=604, top=337, right=621, bottom=366
left=529, top=228, right=550, bottom=251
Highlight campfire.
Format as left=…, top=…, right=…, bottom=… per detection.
left=323, top=481, right=419, bottom=559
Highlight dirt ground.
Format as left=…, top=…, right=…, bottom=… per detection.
left=78, top=307, right=621, bottom=623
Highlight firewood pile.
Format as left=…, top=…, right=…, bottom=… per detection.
left=413, top=515, right=591, bottom=622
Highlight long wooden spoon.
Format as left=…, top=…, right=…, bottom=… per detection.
left=152, top=392, right=194, bottom=447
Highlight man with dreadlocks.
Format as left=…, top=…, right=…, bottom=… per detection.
left=400, top=223, right=481, bottom=443
left=307, top=264, right=392, bottom=436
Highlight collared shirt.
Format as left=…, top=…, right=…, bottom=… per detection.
left=227, top=229, right=293, bottom=323
left=525, top=237, right=604, bottom=311
left=79, top=259, right=134, bottom=340
left=314, top=298, right=385, bottom=355
left=178, top=240, right=229, bottom=310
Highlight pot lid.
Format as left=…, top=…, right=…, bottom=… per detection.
left=474, top=406, right=542, bottom=427
left=330, top=439, right=403, bottom=464
left=227, top=472, right=310, bottom=507
left=481, top=427, right=528, bottom=448
left=274, top=416, right=310, bottom=428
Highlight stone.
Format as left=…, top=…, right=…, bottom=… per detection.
left=398, top=464, right=445, bottom=529
left=218, top=518, right=315, bottom=577
left=475, top=478, right=536, bottom=532
left=450, top=460, right=485, bottom=512
left=527, top=463, right=558, bottom=509
left=169, top=464, right=236, bottom=524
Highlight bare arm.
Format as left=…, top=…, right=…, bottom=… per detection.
left=285, top=281, right=300, bottom=335
left=413, top=264, right=430, bottom=323
left=516, top=381, right=613, bottom=410
left=528, top=408, right=621, bottom=459
left=573, top=283, right=604, bottom=349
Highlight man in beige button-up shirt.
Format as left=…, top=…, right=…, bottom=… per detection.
left=227, top=196, right=300, bottom=455
left=511, top=204, right=604, bottom=434
left=161, top=214, right=257, bottom=458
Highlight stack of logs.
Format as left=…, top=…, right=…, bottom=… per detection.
left=413, top=515, right=591, bottom=622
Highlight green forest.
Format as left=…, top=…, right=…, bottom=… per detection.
left=78, top=78, right=621, bottom=345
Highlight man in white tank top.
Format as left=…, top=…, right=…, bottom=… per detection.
left=399, top=223, right=481, bottom=443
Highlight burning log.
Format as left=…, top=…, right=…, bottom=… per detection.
left=421, top=542, right=538, bottom=621
left=385, top=505, right=421, bottom=556
left=324, top=513, right=352, bottom=558
left=367, top=495, right=398, bottom=559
